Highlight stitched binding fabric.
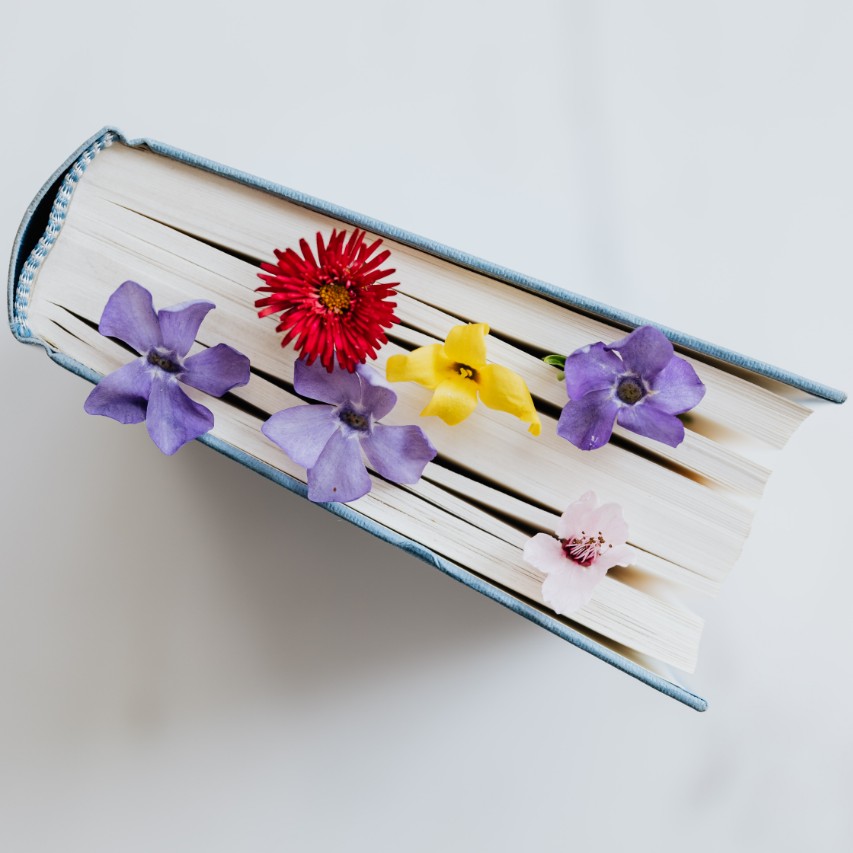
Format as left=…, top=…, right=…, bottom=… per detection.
left=12, top=131, right=116, bottom=338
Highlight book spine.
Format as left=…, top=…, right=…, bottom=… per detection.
left=8, top=129, right=118, bottom=344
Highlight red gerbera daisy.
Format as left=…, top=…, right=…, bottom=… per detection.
left=256, top=228, right=399, bottom=373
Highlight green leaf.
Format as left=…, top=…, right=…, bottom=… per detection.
left=543, top=353, right=567, bottom=370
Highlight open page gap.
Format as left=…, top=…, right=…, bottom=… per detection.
left=411, top=466, right=713, bottom=599
left=111, top=201, right=263, bottom=268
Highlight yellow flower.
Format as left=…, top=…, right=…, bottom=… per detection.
left=386, top=323, right=541, bottom=435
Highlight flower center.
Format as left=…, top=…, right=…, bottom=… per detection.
left=339, top=408, right=370, bottom=431
left=147, top=350, right=182, bottom=373
left=616, top=376, right=645, bottom=405
left=560, top=530, right=609, bottom=567
left=454, top=363, right=478, bottom=381
left=317, top=280, right=352, bottom=315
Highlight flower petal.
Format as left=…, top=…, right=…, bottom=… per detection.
left=522, top=533, right=566, bottom=577
left=262, top=404, right=338, bottom=468
left=443, top=323, right=489, bottom=368
left=361, top=424, right=437, bottom=484
left=555, top=493, right=630, bottom=559
left=476, top=364, right=541, bottom=435
left=616, top=400, right=685, bottom=447
left=158, top=300, right=216, bottom=358
left=554, top=491, right=598, bottom=540
left=596, top=544, right=634, bottom=573
left=83, top=358, right=153, bottom=424
left=257, top=229, right=398, bottom=372
left=356, top=365, right=397, bottom=421
left=605, top=325, right=673, bottom=379
left=556, top=390, right=619, bottom=450
left=563, top=342, right=623, bottom=400
left=145, top=374, right=214, bottom=455
left=293, top=357, right=363, bottom=404
left=648, top=355, right=706, bottom=414
left=181, top=344, right=251, bottom=397
left=98, top=280, right=162, bottom=354
left=386, top=344, right=454, bottom=390
left=307, top=429, right=372, bottom=503
left=591, top=501, right=630, bottom=547
left=541, top=560, right=608, bottom=615
left=421, top=375, right=479, bottom=425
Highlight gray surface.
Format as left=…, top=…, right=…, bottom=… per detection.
left=2, top=2, right=851, bottom=850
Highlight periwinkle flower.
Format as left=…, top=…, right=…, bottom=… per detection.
left=523, top=491, right=633, bottom=615
left=263, top=359, right=437, bottom=503
left=556, top=326, right=706, bottom=451
left=84, top=280, right=251, bottom=455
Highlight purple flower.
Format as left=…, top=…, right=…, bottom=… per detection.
left=84, top=280, right=251, bottom=455
left=557, top=325, right=706, bottom=450
left=263, top=359, right=437, bottom=503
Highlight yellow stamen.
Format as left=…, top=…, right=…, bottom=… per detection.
left=318, top=281, right=351, bottom=314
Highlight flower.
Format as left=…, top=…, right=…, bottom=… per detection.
left=386, top=323, right=541, bottom=435
left=555, top=325, right=705, bottom=450
left=84, top=280, right=251, bottom=455
left=263, top=359, right=437, bottom=503
left=256, top=228, right=399, bottom=373
left=523, top=491, right=632, bottom=615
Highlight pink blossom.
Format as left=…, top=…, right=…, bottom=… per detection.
left=523, top=492, right=633, bottom=615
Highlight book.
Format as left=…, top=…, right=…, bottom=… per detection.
left=8, top=126, right=845, bottom=711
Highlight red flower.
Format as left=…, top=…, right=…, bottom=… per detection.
left=256, top=229, right=399, bottom=372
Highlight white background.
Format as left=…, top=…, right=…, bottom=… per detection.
left=2, top=2, right=852, bottom=850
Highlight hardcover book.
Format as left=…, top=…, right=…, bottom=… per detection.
left=8, top=126, right=845, bottom=711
